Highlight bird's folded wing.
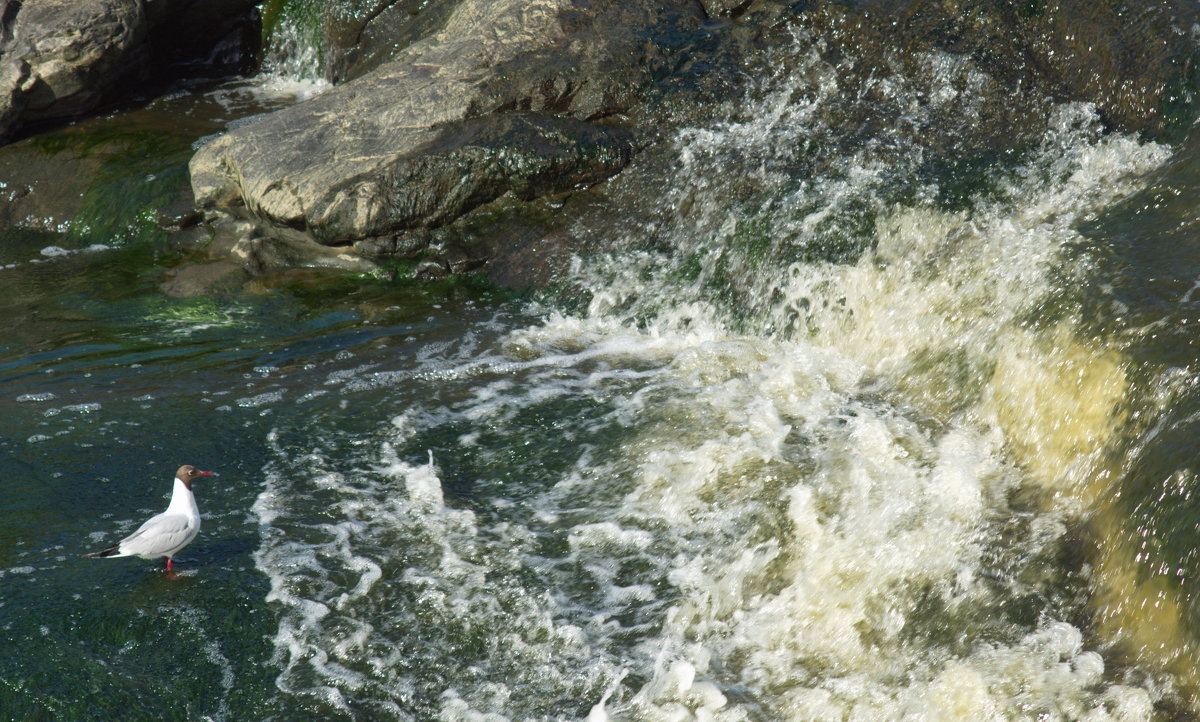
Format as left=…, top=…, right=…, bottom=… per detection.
left=119, top=513, right=195, bottom=556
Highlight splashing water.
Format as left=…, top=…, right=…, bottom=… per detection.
left=250, top=38, right=1185, bottom=721
left=255, top=0, right=333, bottom=100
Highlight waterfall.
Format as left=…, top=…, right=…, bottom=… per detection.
left=257, top=0, right=335, bottom=97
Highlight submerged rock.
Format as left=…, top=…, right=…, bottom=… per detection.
left=0, top=106, right=201, bottom=250
left=698, top=0, right=756, bottom=18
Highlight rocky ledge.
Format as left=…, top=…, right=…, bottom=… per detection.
left=0, top=0, right=258, bottom=142
left=183, top=0, right=1200, bottom=290
left=0, top=0, right=1197, bottom=293
left=184, top=0, right=718, bottom=284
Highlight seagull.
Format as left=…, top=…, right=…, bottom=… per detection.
left=84, top=465, right=216, bottom=572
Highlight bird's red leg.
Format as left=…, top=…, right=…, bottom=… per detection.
left=166, top=557, right=173, bottom=571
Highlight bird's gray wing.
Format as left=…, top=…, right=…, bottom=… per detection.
left=118, top=512, right=195, bottom=557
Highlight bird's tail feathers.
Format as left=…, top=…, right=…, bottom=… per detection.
left=83, top=545, right=123, bottom=559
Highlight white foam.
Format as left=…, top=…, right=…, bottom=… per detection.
left=236, top=390, right=284, bottom=408
left=247, top=38, right=1178, bottom=721
left=250, top=75, right=331, bottom=103
left=16, top=393, right=55, bottom=403
left=36, top=244, right=109, bottom=259
left=503, top=67, right=1166, bottom=722
left=253, top=411, right=635, bottom=717
left=165, top=606, right=236, bottom=721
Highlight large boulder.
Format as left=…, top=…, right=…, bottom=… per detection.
left=0, top=0, right=145, bottom=139
left=191, top=0, right=703, bottom=255
left=0, top=96, right=210, bottom=255
left=328, top=0, right=464, bottom=83
left=0, top=0, right=259, bottom=143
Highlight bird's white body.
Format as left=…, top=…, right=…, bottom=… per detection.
left=111, top=476, right=202, bottom=560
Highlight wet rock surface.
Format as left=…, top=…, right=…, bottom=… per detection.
left=189, top=0, right=712, bottom=284
left=187, top=0, right=1200, bottom=290
left=0, top=0, right=146, bottom=141
left=0, top=0, right=259, bottom=143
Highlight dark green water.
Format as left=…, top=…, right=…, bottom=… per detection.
left=0, top=219, right=508, bottom=718
left=4, top=38, right=1200, bottom=722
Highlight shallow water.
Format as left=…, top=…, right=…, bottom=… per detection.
left=3, top=29, right=1200, bottom=722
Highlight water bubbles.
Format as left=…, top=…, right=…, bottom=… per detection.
left=16, top=393, right=56, bottom=403
left=235, top=390, right=285, bottom=408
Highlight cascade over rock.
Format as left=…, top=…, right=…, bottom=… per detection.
left=0, top=0, right=1196, bottom=288
left=790, top=0, right=1200, bottom=138
left=189, top=0, right=707, bottom=275
left=187, top=0, right=1200, bottom=284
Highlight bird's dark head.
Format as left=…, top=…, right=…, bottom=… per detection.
left=176, top=465, right=217, bottom=489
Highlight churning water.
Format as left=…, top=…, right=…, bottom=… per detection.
left=246, top=45, right=1187, bottom=720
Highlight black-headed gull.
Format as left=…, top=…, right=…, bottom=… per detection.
left=85, top=465, right=216, bottom=572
